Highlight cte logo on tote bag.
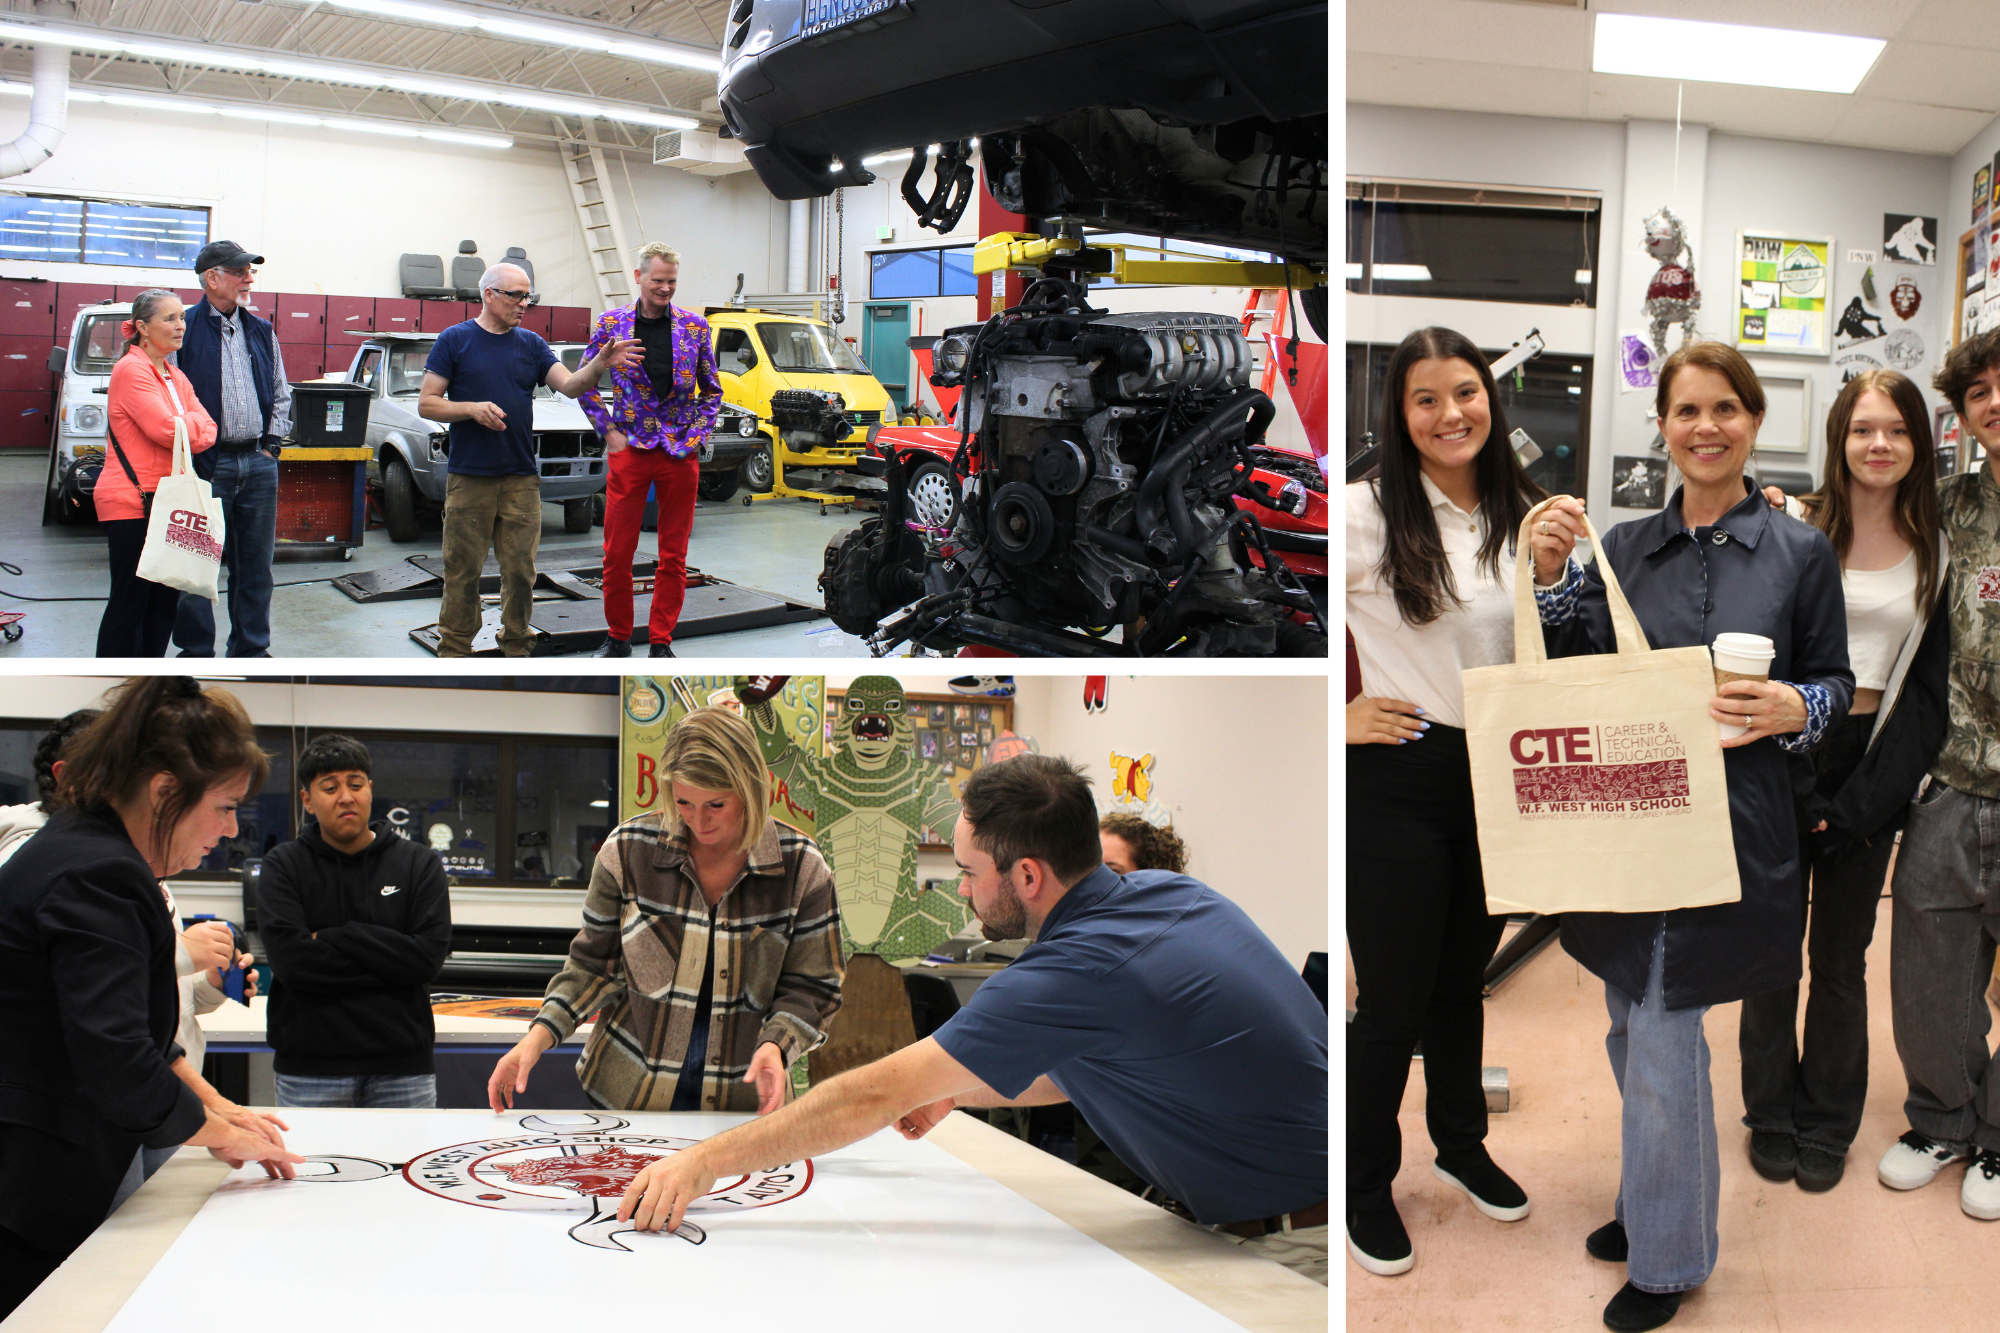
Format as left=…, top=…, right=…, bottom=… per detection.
left=1461, top=498, right=1739, bottom=917
left=1509, top=723, right=1692, bottom=818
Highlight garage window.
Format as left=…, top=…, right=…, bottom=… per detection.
left=869, top=245, right=976, bottom=299
left=0, top=193, right=209, bottom=269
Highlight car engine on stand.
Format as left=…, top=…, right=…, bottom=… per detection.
left=819, top=274, right=1325, bottom=657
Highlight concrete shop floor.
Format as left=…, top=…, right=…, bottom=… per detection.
left=0, top=453, right=877, bottom=657
left=1343, top=889, right=2000, bottom=1333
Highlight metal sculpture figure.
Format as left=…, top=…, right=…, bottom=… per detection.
left=1642, top=207, right=1700, bottom=358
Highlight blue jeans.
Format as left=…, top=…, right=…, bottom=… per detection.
left=173, top=447, right=277, bottom=657
left=275, top=1073, right=436, bottom=1108
left=1605, top=924, right=1719, bottom=1294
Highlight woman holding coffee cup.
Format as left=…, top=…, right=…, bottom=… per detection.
left=1345, top=326, right=1542, bottom=1279
left=1530, top=342, right=1853, bottom=1333
left=1737, top=370, right=1948, bottom=1195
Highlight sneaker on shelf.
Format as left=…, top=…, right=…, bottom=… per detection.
left=1346, top=1201, right=1414, bottom=1277
left=1961, top=1148, right=2000, bottom=1220
left=949, top=675, right=1015, bottom=697
left=1878, top=1128, right=1971, bottom=1191
left=1795, top=1144, right=1846, bottom=1193
left=1748, top=1130, right=1797, bottom=1182
left=1432, top=1151, right=1530, bottom=1222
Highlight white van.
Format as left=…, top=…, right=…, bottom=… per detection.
left=40, top=301, right=127, bottom=525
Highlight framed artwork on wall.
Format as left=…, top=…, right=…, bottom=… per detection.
left=1733, top=231, right=1831, bottom=357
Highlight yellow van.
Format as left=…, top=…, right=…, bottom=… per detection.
left=705, top=306, right=895, bottom=492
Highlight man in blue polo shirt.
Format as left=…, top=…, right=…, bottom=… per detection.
left=592, top=753, right=1330, bottom=1283
left=419, top=263, right=637, bottom=656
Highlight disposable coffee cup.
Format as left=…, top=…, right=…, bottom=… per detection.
left=1712, top=632, right=1776, bottom=739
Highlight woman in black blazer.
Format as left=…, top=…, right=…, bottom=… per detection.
left=0, top=678, right=301, bottom=1318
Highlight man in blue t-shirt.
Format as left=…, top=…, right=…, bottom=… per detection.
left=420, top=264, right=636, bottom=656
left=600, top=754, right=1331, bottom=1284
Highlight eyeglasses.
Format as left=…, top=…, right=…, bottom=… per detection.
left=487, top=288, right=534, bottom=304
left=218, top=265, right=257, bottom=279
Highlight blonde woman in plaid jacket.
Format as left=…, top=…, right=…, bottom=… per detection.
left=487, top=707, right=844, bottom=1113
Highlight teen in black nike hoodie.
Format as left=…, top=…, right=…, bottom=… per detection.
left=258, top=769, right=451, bottom=1087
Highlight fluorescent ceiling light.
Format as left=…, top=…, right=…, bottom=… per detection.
left=1592, top=14, right=1885, bottom=94
left=0, top=21, right=697, bottom=130
left=1344, top=262, right=1432, bottom=282
left=0, top=80, right=512, bottom=148
left=324, top=0, right=720, bottom=71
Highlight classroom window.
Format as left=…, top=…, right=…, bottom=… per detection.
left=0, top=194, right=210, bottom=269
left=1346, top=180, right=1601, bottom=307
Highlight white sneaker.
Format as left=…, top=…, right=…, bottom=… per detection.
left=1878, top=1129, right=1971, bottom=1190
left=1962, top=1149, right=2000, bottom=1220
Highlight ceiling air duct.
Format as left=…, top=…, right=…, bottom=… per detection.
left=0, top=5, right=71, bottom=180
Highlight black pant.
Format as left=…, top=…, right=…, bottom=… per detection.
left=1738, top=712, right=1893, bottom=1154
left=0, top=1224, right=67, bottom=1319
left=97, top=516, right=179, bottom=657
left=1347, top=725, right=1506, bottom=1212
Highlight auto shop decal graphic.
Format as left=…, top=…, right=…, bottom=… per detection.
left=287, top=1113, right=812, bottom=1251
left=1508, top=724, right=1690, bottom=820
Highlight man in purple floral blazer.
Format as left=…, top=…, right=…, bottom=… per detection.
left=580, top=241, right=724, bottom=657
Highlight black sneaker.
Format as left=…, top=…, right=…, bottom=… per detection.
left=1749, top=1130, right=1797, bottom=1182
left=1603, top=1282, right=1682, bottom=1331
left=649, top=642, right=675, bottom=657
left=592, top=637, right=631, bottom=658
left=1585, top=1219, right=1629, bottom=1262
left=1432, top=1150, right=1530, bottom=1221
left=1796, top=1145, right=1846, bottom=1193
left=1345, top=1201, right=1414, bottom=1277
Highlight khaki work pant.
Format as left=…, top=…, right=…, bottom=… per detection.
left=438, top=472, right=542, bottom=657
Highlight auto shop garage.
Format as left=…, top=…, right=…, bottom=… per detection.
left=0, top=1, right=1328, bottom=659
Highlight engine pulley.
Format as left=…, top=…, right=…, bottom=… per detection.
left=988, top=481, right=1057, bottom=564
left=1032, top=436, right=1092, bottom=496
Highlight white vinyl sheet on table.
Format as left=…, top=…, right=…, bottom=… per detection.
left=99, top=1109, right=1250, bottom=1331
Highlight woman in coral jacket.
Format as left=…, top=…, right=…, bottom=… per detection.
left=97, top=288, right=217, bottom=657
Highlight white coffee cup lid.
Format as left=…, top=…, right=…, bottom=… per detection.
left=1712, top=632, right=1775, bottom=660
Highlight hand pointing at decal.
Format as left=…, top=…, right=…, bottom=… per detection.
left=489, top=1024, right=556, bottom=1113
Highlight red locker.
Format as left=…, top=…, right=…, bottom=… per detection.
left=326, top=295, right=376, bottom=338
left=175, top=287, right=202, bottom=307
left=0, top=389, right=52, bottom=448
left=323, top=344, right=357, bottom=380
left=279, top=344, right=325, bottom=381
left=418, top=300, right=468, bottom=332
left=55, top=283, right=116, bottom=326
left=374, top=297, right=419, bottom=334
left=0, top=280, right=54, bottom=336
left=0, top=335, right=52, bottom=392
left=549, top=306, right=592, bottom=343
left=273, top=293, right=326, bottom=344
left=520, top=305, right=554, bottom=340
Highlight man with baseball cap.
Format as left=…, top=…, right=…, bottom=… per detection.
left=172, top=239, right=290, bottom=657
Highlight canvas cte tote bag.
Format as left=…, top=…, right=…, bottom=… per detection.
left=136, top=415, right=226, bottom=602
left=1461, top=497, right=1739, bottom=915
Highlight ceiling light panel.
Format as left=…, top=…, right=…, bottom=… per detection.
left=0, top=79, right=513, bottom=148
left=1592, top=14, right=1886, bottom=95
left=322, top=0, right=720, bottom=70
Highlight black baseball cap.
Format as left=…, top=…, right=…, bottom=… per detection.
left=194, top=240, right=264, bottom=273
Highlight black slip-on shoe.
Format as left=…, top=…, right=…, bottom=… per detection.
left=592, top=637, right=631, bottom=658
left=649, top=642, right=675, bottom=657
left=1749, top=1130, right=1797, bottom=1182
left=1345, top=1202, right=1414, bottom=1277
left=1585, top=1219, right=1629, bottom=1262
left=1432, top=1151, right=1530, bottom=1221
left=1796, top=1144, right=1847, bottom=1193
left=1603, top=1283, right=1682, bottom=1331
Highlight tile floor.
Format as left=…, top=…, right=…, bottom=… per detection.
left=1345, top=891, right=2000, bottom=1332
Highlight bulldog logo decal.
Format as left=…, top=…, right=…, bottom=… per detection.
left=289, top=1113, right=812, bottom=1251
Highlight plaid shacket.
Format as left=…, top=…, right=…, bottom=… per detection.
left=531, top=812, right=844, bottom=1111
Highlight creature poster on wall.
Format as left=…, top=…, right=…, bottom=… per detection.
left=1883, top=215, right=1939, bottom=266
left=1735, top=232, right=1830, bottom=356
left=1831, top=256, right=1935, bottom=384
left=617, top=676, right=825, bottom=830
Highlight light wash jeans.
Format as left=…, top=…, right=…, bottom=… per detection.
left=173, top=447, right=278, bottom=657
left=275, top=1073, right=436, bottom=1108
left=1888, top=781, right=2000, bottom=1153
left=1605, top=923, right=1719, bottom=1294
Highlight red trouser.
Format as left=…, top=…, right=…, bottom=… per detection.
left=601, top=445, right=700, bottom=643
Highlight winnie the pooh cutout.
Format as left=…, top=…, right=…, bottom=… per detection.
left=1108, top=748, right=1175, bottom=829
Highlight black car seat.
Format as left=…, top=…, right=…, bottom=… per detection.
left=450, top=240, right=483, bottom=302
left=399, top=254, right=453, bottom=299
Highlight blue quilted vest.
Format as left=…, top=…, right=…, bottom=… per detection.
left=178, top=298, right=276, bottom=441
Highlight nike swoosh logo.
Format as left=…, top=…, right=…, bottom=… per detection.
left=381, top=885, right=400, bottom=896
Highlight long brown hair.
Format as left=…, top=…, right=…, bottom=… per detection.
left=55, top=676, right=269, bottom=860
left=1370, top=327, right=1547, bottom=626
left=1805, top=371, right=1941, bottom=613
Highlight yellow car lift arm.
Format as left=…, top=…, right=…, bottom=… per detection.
left=971, top=231, right=1324, bottom=290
